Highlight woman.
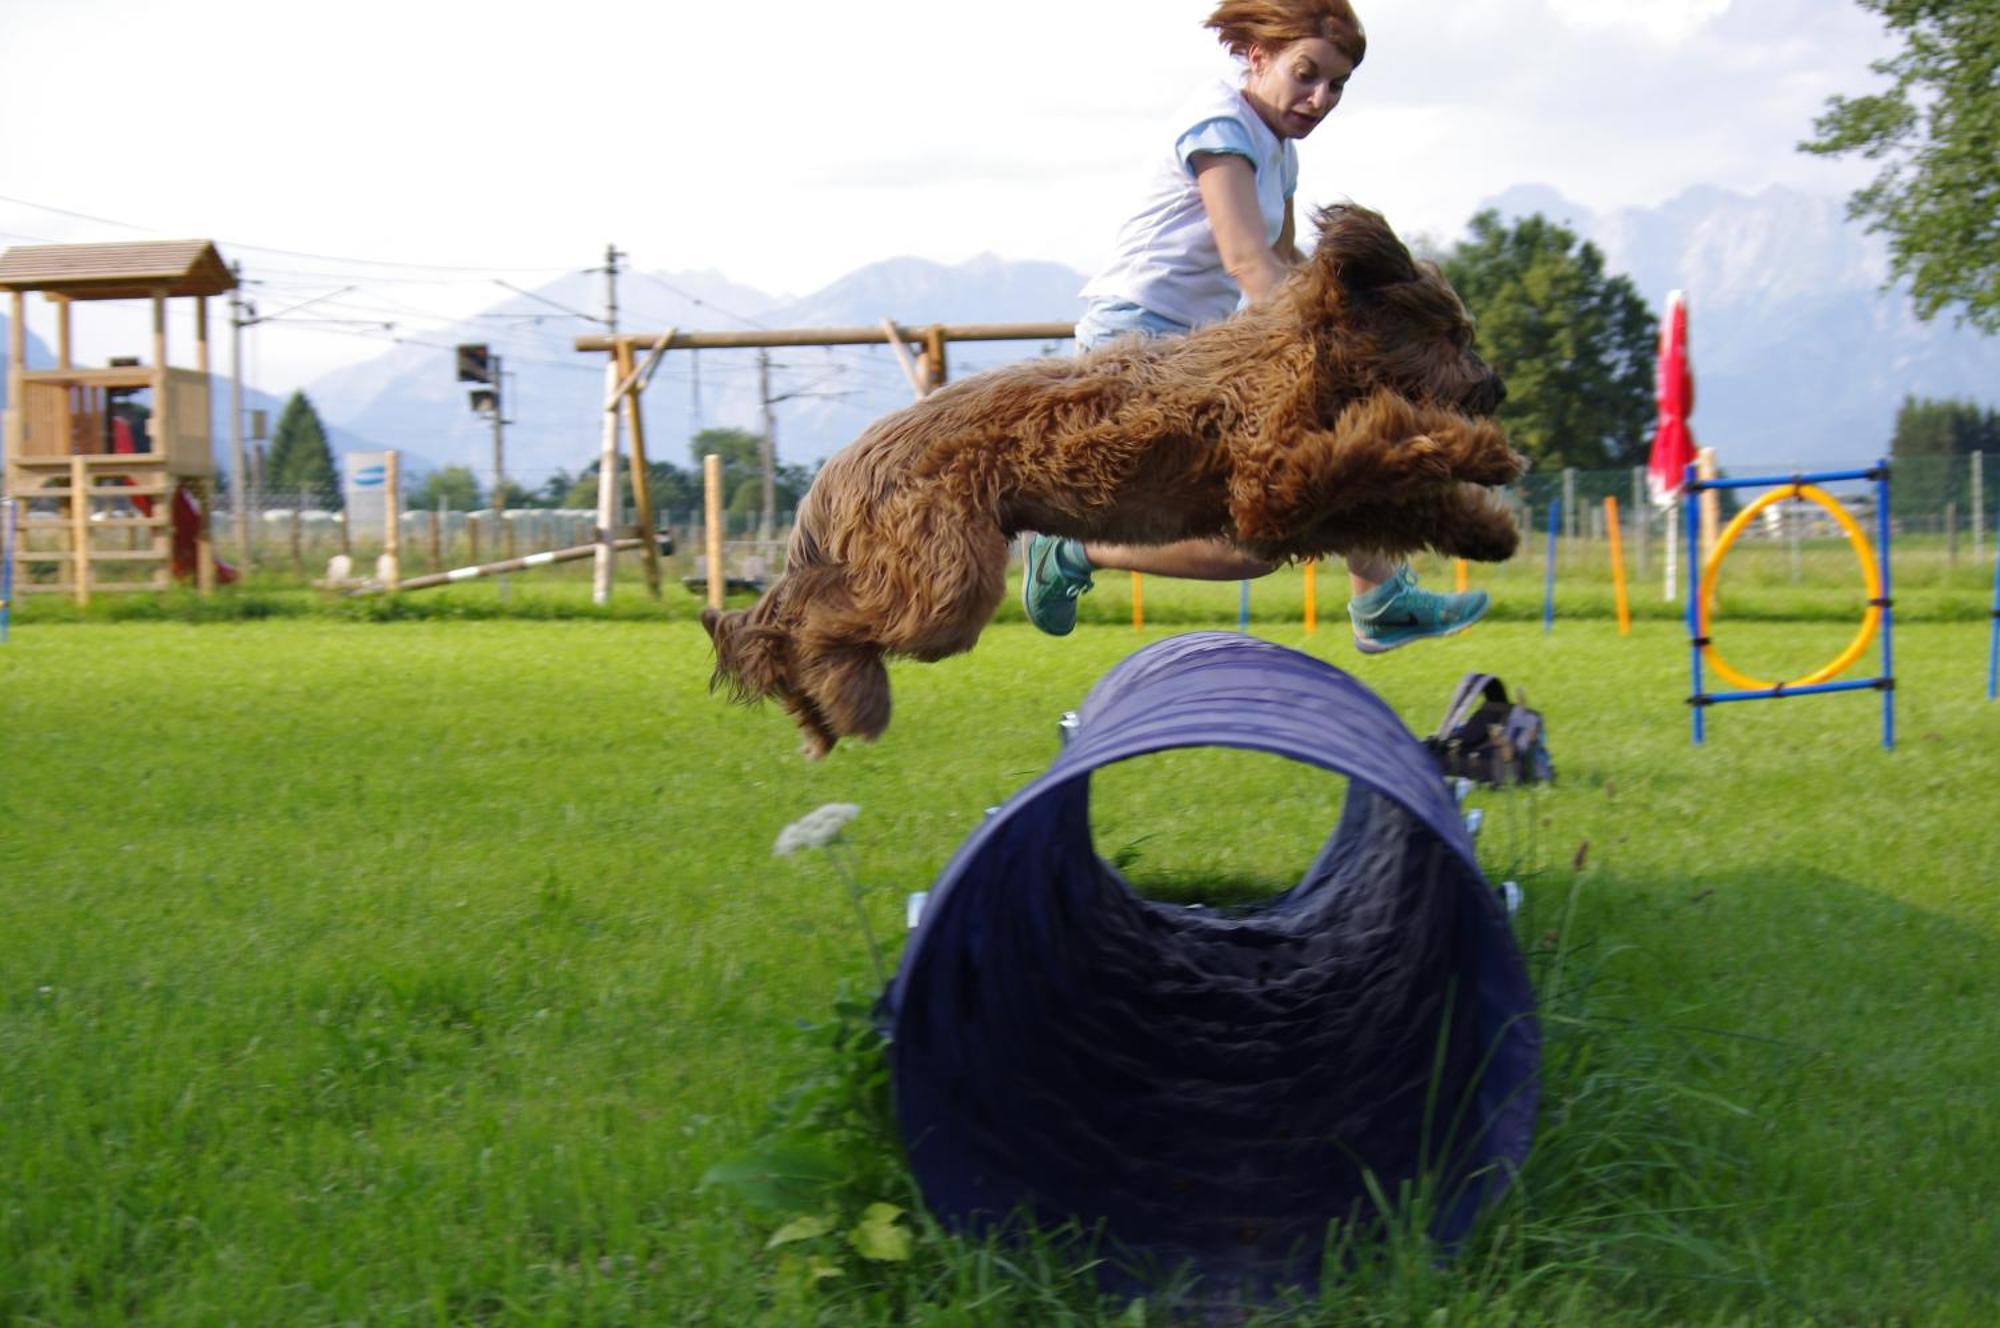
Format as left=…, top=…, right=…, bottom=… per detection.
left=1023, top=0, right=1488, bottom=652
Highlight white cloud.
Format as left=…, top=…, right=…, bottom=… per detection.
left=1544, top=0, right=1733, bottom=44
left=0, top=0, right=1898, bottom=391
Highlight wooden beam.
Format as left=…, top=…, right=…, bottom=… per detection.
left=880, top=317, right=925, bottom=398
left=575, top=321, right=1074, bottom=354
left=151, top=291, right=167, bottom=370
left=704, top=453, right=724, bottom=612
left=613, top=338, right=664, bottom=599
left=194, top=296, right=210, bottom=377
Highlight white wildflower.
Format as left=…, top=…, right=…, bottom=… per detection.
left=773, top=803, right=861, bottom=857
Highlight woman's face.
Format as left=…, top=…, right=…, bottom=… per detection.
left=1243, top=37, right=1353, bottom=140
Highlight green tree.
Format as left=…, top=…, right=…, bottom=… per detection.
left=266, top=391, right=342, bottom=504
left=1801, top=1, right=2000, bottom=333
left=560, top=459, right=699, bottom=515
left=1889, top=394, right=2000, bottom=515
left=1442, top=211, right=1656, bottom=470
left=409, top=464, right=482, bottom=511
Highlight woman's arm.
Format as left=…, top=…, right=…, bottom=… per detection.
left=1193, top=154, right=1294, bottom=304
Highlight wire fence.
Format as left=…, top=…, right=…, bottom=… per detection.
left=10, top=457, right=1997, bottom=596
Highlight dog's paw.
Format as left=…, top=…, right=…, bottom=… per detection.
left=1450, top=427, right=1529, bottom=488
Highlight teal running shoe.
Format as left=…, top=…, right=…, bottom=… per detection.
left=1021, top=534, right=1094, bottom=636
left=1349, top=566, right=1489, bottom=654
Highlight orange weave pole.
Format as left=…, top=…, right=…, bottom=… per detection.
left=1132, top=571, right=1144, bottom=632
left=1454, top=559, right=1468, bottom=593
left=1605, top=496, right=1631, bottom=636
left=1302, top=561, right=1317, bottom=634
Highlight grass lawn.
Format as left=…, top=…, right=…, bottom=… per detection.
left=3, top=571, right=1997, bottom=1324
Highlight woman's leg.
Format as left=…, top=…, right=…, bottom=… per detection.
left=1082, top=538, right=1277, bottom=580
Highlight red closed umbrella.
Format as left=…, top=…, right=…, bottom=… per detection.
left=1648, top=289, right=1696, bottom=505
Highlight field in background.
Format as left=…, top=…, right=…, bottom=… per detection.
left=3, top=601, right=1998, bottom=1322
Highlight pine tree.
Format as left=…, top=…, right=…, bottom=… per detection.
left=265, top=391, right=342, bottom=506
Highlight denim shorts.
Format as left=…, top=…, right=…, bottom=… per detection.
left=1074, top=299, right=1193, bottom=352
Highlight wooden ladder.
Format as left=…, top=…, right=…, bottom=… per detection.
left=10, top=454, right=174, bottom=604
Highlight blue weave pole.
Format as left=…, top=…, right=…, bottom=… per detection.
left=1541, top=498, right=1559, bottom=634
left=1989, top=532, right=1999, bottom=702
left=0, top=498, right=16, bottom=645
left=884, top=634, right=1540, bottom=1293
left=1238, top=577, right=1251, bottom=632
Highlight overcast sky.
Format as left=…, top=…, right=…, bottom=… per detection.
left=2, top=0, right=1897, bottom=390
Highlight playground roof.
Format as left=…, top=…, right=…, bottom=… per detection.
left=0, top=240, right=237, bottom=300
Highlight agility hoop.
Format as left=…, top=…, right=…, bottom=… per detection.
left=1685, top=461, right=1894, bottom=750
left=1697, top=482, right=1881, bottom=691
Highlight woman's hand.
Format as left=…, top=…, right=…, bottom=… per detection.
left=1193, top=154, right=1294, bottom=303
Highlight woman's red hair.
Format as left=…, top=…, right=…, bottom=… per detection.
left=1205, top=0, right=1367, bottom=66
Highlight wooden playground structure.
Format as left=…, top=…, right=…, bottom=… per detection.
left=1, top=239, right=235, bottom=602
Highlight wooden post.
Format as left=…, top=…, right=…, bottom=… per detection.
left=1631, top=466, right=1648, bottom=579
left=383, top=451, right=401, bottom=590
left=881, top=318, right=924, bottom=398
left=592, top=358, right=621, bottom=604
left=69, top=454, right=90, bottom=606
left=1973, top=451, right=1985, bottom=565
left=1605, top=496, right=1630, bottom=636
left=6, top=291, right=24, bottom=469
left=922, top=325, right=948, bottom=393
left=1300, top=562, right=1315, bottom=634
left=704, top=452, right=725, bottom=612
left=613, top=338, right=664, bottom=598
left=194, top=297, right=209, bottom=376
left=151, top=291, right=167, bottom=371
left=467, top=510, right=479, bottom=563
left=55, top=296, right=72, bottom=370
left=194, top=479, right=216, bottom=593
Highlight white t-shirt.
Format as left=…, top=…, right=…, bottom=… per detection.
left=1079, top=78, right=1299, bottom=330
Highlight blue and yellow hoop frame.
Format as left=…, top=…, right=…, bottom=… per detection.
left=1684, top=460, right=1895, bottom=750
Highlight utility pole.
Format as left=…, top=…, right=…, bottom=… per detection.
left=227, top=265, right=252, bottom=566
left=592, top=243, right=625, bottom=602
left=489, top=352, right=506, bottom=545
left=757, top=349, right=777, bottom=542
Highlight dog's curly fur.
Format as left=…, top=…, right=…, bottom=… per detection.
left=703, top=205, right=1527, bottom=758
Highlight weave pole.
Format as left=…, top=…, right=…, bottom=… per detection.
left=1301, top=561, right=1316, bottom=634
left=1605, top=495, right=1630, bottom=635
left=1, top=497, right=17, bottom=643
left=1542, top=498, right=1560, bottom=634
left=1989, top=534, right=1999, bottom=701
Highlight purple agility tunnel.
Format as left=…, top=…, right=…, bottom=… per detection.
left=882, top=633, right=1540, bottom=1291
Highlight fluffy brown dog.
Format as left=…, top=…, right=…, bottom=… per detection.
left=704, top=205, right=1526, bottom=758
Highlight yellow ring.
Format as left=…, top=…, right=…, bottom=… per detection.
left=1698, top=483, right=1881, bottom=691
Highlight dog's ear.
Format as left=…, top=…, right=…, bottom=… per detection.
left=1313, top=205, right=1417, bottom=293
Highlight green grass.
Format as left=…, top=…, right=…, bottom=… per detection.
left=3, top=590, right=1998, bottom=1323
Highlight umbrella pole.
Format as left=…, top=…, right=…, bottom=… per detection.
left=1664, top=497, right=1678, bottom=600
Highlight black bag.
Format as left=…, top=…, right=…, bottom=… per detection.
left=1424, top=673, right=1554, bottom=788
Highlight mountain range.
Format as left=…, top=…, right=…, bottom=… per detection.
left=6, top=184, right=1996, bottom=494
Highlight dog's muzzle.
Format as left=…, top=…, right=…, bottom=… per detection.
left=1466, top=372, right=1507, bottom=416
